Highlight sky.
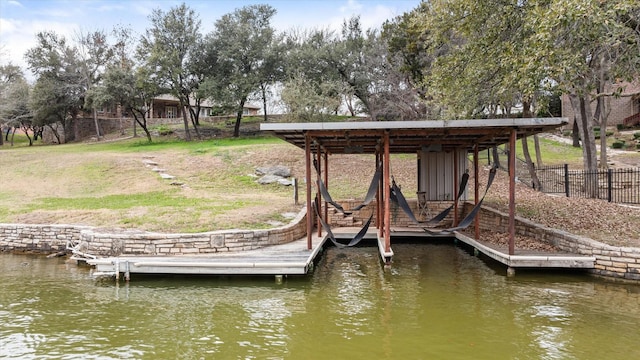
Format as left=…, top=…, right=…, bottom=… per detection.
left=0, top=0, right=421, bottom=79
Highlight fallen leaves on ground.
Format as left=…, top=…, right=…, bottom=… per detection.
left=478, top=168, right=640, bottom=248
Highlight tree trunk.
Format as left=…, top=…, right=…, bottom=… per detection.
left=491, top=146, right=501, bottom=169
left=132, top=111, right=152, bottom=142
left=569, top=93, right=599, bottom=197
left=569, top=94, right=598, bottom=171
left=46, top=124, right=61, bottom=144
left=187, top=106, right=201, bottom=140
left=598, top=96, right=612, bottom=169
left=23, top=126, right=33, bottom=146
left=181, top=103, right=191, bottom=141
left=522, top=136, right=542, bottom=190
left=533, top=134, right=542, bottom=168
left=93, top=108, right=101, bottom=139
left=261, top=83, right=268, bottom=123
left=233, top=97, right=247, bottom=138
left=572, top=118, right=580, bottom=147
left=522, top=99, right=542, bottom=191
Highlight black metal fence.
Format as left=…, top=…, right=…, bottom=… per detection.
left=536, top=164, right=640, bottom=204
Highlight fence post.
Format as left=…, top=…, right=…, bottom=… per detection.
left=607, top=169, right=613, bottom=202
left=564, top=163, right=570, bottom=197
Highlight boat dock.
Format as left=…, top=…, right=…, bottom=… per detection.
left=82, top=227, right=595, bottom=280
left=454, top=232, right=596, bottom=271
left=86, top=233, right=328, bottom=279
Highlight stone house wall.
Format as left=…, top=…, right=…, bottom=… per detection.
left=42, top=117, right=129, bottom=144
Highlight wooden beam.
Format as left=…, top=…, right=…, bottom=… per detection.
left=508, top=129, right=516, bottom=255
left=305, top=133, right=312, bottom=250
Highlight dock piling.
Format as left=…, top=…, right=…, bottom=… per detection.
left=124, top=261, right=130, bottom=282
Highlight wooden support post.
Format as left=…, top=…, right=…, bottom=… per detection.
left=453, top=149, right=459, bottom=226
left=383, top=131, right=391, bottom=253
left=316, top=146, right=322, bottom=237
left=305, top=133, right=312, bottom=250
left=508, top=129, right=516, bottom=255
left=473, top=144, right=480, bottom=240
left=376, top=152, right=383, bottom=238
left=324, top=152, right=329, bottom=230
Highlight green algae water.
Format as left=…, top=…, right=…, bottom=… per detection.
left=2, top=243, right=640, bottom=359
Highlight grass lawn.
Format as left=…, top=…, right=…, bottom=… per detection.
left=474, top=135, right=586, bottom=168
left=0, top=134, right=305, bottom=233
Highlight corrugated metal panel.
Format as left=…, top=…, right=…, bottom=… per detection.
left=418, top=151, right=468, bottom=201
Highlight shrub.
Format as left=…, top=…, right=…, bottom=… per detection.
left=633, top=131, right=640, bottom=140
left=612, top=140, right=626, bottom=149
left=157, top=125, right=173, bottom=136
left=617, top=124, right=626, bottom=131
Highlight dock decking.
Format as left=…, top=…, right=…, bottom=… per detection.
left=87, top=233, right=328, bottom=278
left=454, top=232, right=596, bottom=269
left=83, top=227, right=595, bottom=280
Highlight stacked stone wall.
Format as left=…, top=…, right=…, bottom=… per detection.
left=326, top=199, right=461, bottom=228
left=0, top=224, right=91, bottom=253
left=471, top=203, right=640, bottom=281
left=1, top=209, right=307, bottom=257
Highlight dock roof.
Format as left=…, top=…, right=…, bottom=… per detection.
left=260, top=118, right=567, bottom=154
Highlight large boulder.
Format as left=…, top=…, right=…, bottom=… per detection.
left=255, top=165, right=291, bottom=178
left=257, top=174, right=286, bottom=185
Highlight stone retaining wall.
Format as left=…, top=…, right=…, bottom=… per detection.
left=0, top=209, right=307, bottom=256
left=472, top=203, right=640, bottom=281
left=327, top=199, right=461, bottom=227
left=0, top=224, right=91, bottom=253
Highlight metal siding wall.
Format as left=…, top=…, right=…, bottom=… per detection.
left=419, top=151, right=469, bottom=201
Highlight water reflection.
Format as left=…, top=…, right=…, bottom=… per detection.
left=2, top=247, right=640, bottom=359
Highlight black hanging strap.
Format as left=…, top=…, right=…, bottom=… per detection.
left=424, top=166, right=498, bottom=234
left=316, top=165, right=382, bottom=215
left=390, top=171, right=469, bottom=225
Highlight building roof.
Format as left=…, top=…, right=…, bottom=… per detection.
left=260, top=118, right=568, bottom=154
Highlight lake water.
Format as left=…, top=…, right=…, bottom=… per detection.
left=2, top=242, right=640, bottom=359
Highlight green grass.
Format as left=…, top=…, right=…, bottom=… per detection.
left=517, top=137, right=584, bottom=166
left=26, top=191, right=184, bottom=211
left=475, top=136, right=585, bottom=167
